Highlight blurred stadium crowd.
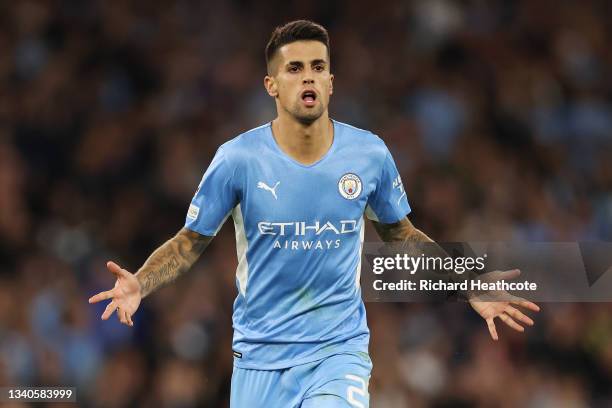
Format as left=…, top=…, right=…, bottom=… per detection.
left=1, top=0, right=611, bottom=406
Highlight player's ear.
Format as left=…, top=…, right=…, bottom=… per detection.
left=329, top=73, right=334, bottom=96
left=264, top=75, right=278, bottom=97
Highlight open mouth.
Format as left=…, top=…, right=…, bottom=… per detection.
left=301, top=90, right=317, bottom=105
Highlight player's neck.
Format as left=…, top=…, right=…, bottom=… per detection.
left=271, top=114, right=333, bottom=166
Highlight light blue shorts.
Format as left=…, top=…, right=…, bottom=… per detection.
left=230, top=352, right=372, bottom=408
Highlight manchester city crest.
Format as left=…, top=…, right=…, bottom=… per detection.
left=338, top=173, right=362, bottom=200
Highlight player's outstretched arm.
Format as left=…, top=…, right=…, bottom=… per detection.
left=371, top=217, right=539, bottom=340
left=88, top=228, right=212, bottom=326
left=134, top=228, right=212, bottom=297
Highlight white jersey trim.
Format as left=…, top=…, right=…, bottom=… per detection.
left=364, top=205, right=379, bottom=222
left=356, top=216, right=365, bottom=288
left=233, top=204, right=249, bottom=296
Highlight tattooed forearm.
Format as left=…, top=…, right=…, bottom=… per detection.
left=135, top=228, right=212, bottom=297
left=373, top=217, right=473, bottom=300
left=140, top=255, right=180, bottom=296
left=372, top=217, right=434, bottom=243
left=373, top=217, right=445, bottom=265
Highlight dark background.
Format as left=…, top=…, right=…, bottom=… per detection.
left=0, top=0, right=611, bottom=406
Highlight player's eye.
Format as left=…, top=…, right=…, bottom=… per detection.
left=288, top=65, right=300, bottom=73
left=313, top=65, right=324, bottom=72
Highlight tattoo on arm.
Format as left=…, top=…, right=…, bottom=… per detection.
left=372, top=217, right=472, bottom=300
left=372, top=218, right=435, bottom=262
left=135, top=228, right=212, bottom=297
left=372, top=217, right=433, bottom=243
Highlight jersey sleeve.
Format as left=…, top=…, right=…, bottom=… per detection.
left=365, top=149, right=411, bottom=223
left=185, top=147, right=238, bottom=235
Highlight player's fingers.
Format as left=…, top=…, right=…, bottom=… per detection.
left=505, top=306, right=534, bottom=326
left=122, top=310, right=134, bottom=327
left=510, top=297, right=540, bottom=312
left=116, top=306, right=127, bottom=325
left=107, top=261, right=129, bottom=278
left=89, top=290, right=114, bottom=304
left=101, top=301, right=118, bottom=320
left=498, top=269, right=520, bottom=281
left=499, top=313, right=524, bottom=332
left=486, top=318, right=498, bottom=341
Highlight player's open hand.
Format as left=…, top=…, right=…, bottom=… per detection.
left=88, top=261, right=141, bottom=327
left=468, top=269, right=540, bottom=341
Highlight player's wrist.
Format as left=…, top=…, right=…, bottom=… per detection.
left=134, top=273, right=147, bottom=298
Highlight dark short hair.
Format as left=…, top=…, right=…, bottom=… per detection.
left=265, top=20, right=330, bottom=72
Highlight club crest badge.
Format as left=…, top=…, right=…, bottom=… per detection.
left=338, top=173, right=362, bottom=200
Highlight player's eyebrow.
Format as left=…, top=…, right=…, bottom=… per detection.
left=286, top=59, right=328, bottom=68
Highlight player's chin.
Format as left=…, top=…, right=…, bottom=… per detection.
left=295, top=113, right=322, bottom=125
left=293, top=106, right=324, bottom=124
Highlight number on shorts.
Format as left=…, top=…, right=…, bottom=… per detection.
left=345, top=374, right=367, bottom=408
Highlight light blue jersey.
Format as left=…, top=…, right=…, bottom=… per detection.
left=185, top=120, right=410, bottom=370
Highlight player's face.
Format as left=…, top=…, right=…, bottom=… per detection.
left=265, top=41, right=333, bottom=125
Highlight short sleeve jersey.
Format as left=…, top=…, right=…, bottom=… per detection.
left=185, top=120, right=411, bottom=369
